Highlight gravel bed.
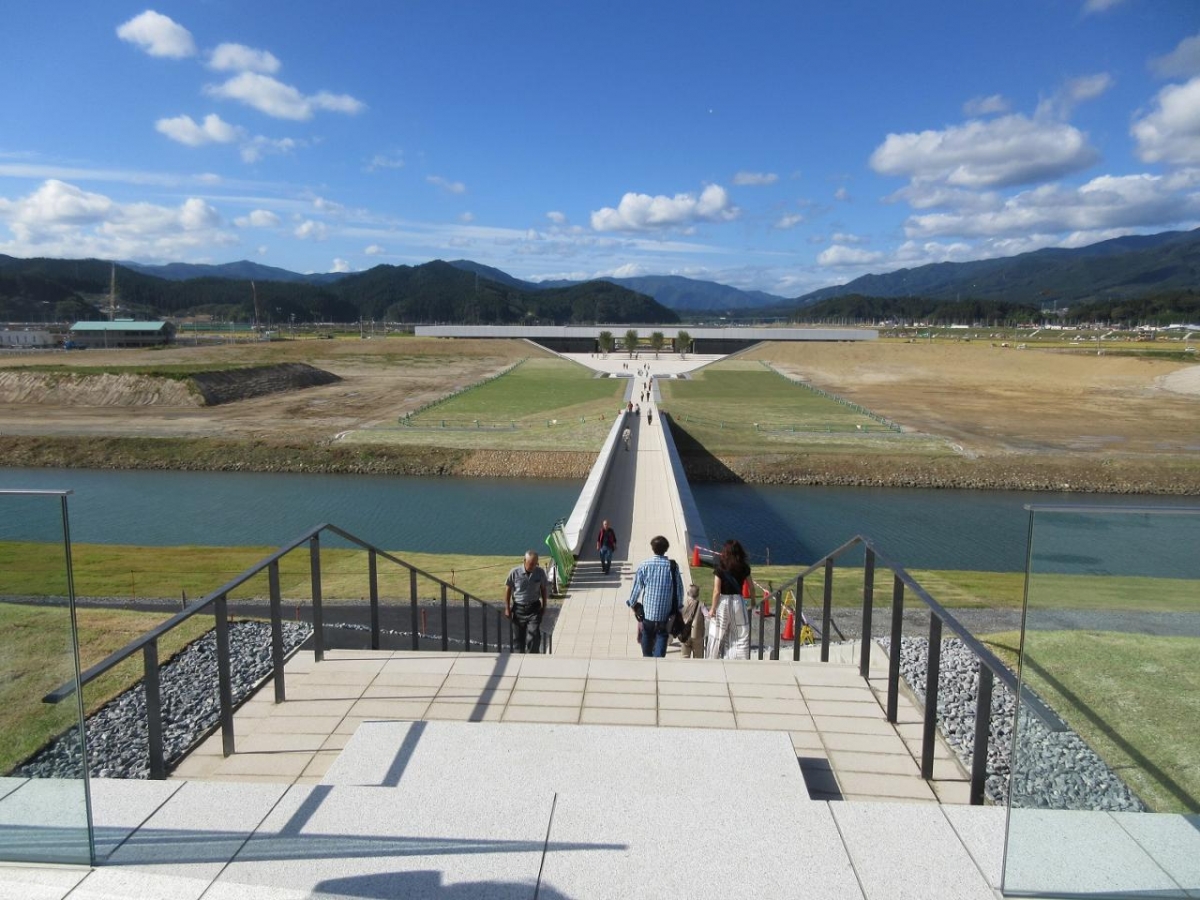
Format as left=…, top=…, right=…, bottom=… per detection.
left=881, top=636, right=1144, bottom=810
left=15, top=620, right=311, bottom=780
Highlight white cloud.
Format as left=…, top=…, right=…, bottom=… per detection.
left=364, top=244, right=385, bottom=255
left=546, top=211, right=566, bottom=224
left=116, top=10, right=196, bottom=59
left=870, top=114, right=1097, bottom=189
left=240, top=135, right=300, bottom=163
left=1082, top=0, right=1125, bottom=14
left=366, top=154, right=404, bottom=172
left=733, top=171, right=779, bottom=186
left=834, top=187, right=850, bottom=201
left=294, top=219, right=329, bottom=240
left=426, top=175, right=466, bottom=194
left=774, top=213, right=803, bottom=229
left=208, top=43, right=281, bottom=74
left=155, top=113, right=241, bottom=147
left=205, top=72, right=364, bottom=121
left=590, top=184, right=739, bottom=232
left=1132, top=76, right=1200, bottom=166
left=831, top=232, right=865, bottom=244
left=0, top=179, right=234, bottom=260
left=234, top=209, right=280, bottom=228
left=1036, top=73, right=1114, bottom=120
left=313, top=196, right=344, bottom=213
left=817, top=245, right=885, bottom=267
left=1151, top=33, right=1200, bottom=80
left=459, top=211, right=475, bottom=223
left=331, top=258, right=352, bottom=273
left=964, top=94, right=1010, bottom=117
left=903, top=171, right=1200, bottom=239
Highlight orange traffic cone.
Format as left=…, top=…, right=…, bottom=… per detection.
left=761, top=595, right=772, bottom=617
left=691, top=545, right=701, bottom=567
left=782, top=611, right=795, bottom=641
left=741, top=578, right=751, bottom=599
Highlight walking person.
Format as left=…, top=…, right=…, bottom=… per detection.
left=622, top=426, right=631, bottom=452
left=627, top=535, right=682, bottom=657
left=706, top=539, right=752, bottom=659
left=646, top=408, right=653, bottom=426
left=596, top=519, right=617, bottom=574
left=504, top=550, right=548, bottom=653
left=678, top=583, right=707, bottom=658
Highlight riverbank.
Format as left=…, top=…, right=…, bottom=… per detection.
left=3, top=434, right=1198, bottom=494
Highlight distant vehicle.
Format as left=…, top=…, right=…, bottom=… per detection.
left=62, top=340, right=86, bottom=350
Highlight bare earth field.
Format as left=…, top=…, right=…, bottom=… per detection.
left=1, top=336, right=1197, bottom=491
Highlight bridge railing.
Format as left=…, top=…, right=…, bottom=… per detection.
left=45, top=522, right=542, bottom=779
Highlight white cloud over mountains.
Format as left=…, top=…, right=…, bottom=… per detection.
left=1150, top=33, right=1200, bottom=80
left=590, top=184, right=739, bottom=232
left=1132, top=76, right=1200, bottom=166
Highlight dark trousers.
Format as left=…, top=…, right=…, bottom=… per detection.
left=511, top=607, right=542, bottom=653
left=639, top=619, right=669, bottom=657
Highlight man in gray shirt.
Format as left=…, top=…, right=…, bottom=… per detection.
left=504, top=550, right=549, bottom=653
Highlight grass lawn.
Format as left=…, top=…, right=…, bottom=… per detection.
left=0, top=604, right=214, bottom=775
left=983, top=630, right=1200, bottom=814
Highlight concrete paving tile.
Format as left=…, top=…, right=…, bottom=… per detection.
left=300, top=751, right=340, bottom=780
left=828, top=750, right=920, bottom=775
left=582, top=690, right=656, bottom=709
left=213, top=782, right=551, bottom=899
left=378, top=657, right=456, bottom=675
left=513, top=676, right=586, bottom=692
left=722, top=661, right=800, bottom=684
left=0, top=865, right=89, bottom=900
left=736, top=712, right=816, bottom=732
left=309, top=658, right=388, bottom=675
left=369, top=671, right=447, bottom=687
left=319, top=733, right=351, bottom=751
left=429, top=687, right=510, bottom=704
left=508, top=689, right=582, bottom=707
left=250, top=715, right=346, bottom=735
left=441, top=674, right=516, bottom=690
left=264, top=698, right=356, bottom=718
left=235, top=733, right=330, bottom=754
left=583, top=657, right=657, bottom=681
left=727, top=681, right=803, bottom=699
left=580, top=706, right=658, bottom=726
left=1111, top=811, right=1200, bottom=895
left=446, top=654, right=522, bottom=677
left=205, top=752, right=315, bottom=779
left=932, top=778, right=973, bottom=805
left=656, top=659, right=727, bottom=682
left=1004, top=809, right=1183, bottom=897
left=169, top=755, right=224, bottom=779
left=655, top=679, right=730, bottom=696
left=658, top=709, right=737, bottom=729
left=832, top=802, right=995, bottom=900
left=836, top=771, right=937, bottom=801
left=502, top=705, right=581, bottom=723
left=288, top=669, right=376, bottom=686
left=423, top=701, right=505, bottom=722
left=803, top=684, right=878, bottom=702
left=347, top=698, right=431, bottom=720
left=790, top=731, right=825, bottom=751
left=88, top=778, right=187, bottom=860
left=942, top=806, right=1007, bottom=888
left=799, top=758, right=841, bottom=797
left=812, top=715, right=897, bottom=736
left=656, top=693, right=732, bottom=712
left=541, top=788, right=859, bottom=899
left=586, top=677, right=657, bottom=694
left=279, top=683, right=364, bottom=702
left=358, top=683, right=441, bottom=701
left=512, top=656, right=590, bottom=678
left=821, top=732, right=909, bottom=755
left=732, top=694, right=808, bottom=715
left=806, top=699, right=882, bottom=718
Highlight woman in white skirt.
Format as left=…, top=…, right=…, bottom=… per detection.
left=705, top=539, right=751, bottom=659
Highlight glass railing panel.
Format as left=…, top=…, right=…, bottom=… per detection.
left=0, top=490, right=93, bottom=865
left=1003, top=505, right=1200, bottom=898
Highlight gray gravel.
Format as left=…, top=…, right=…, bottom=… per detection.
left=881, top=636, right=1144, bottom=810
left=15, top=620, right=311, bottom=780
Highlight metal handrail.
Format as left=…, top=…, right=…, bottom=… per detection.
left=44, top=522, right=547, bottom=779
left=698, top=533, right=1064, bottom=806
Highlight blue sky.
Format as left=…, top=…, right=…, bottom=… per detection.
left=2, top=1, right=1198, bottom=297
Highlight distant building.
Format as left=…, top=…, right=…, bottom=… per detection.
left=0, top=329, right=55, bottom=349
left=68, top=320, right=176, bottom=348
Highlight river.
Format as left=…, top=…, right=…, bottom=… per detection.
left=1, top=468, right=1195, bottom=572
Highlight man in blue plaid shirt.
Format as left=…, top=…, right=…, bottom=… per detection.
left=627, top=535, right=682, bottom=657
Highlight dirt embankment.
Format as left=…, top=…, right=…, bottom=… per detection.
left=189, top=364, right=340, bottom=405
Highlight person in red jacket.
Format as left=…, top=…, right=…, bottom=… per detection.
left=596, top=519, right=617, bottom=574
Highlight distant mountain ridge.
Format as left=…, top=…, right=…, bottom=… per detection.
left=797, top=228, right=1200, bottom=307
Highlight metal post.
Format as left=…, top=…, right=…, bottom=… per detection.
left=409, top=568, right=419, bottom=651
left=887, top=575, right=904, bottom=723
left=497, top=609, right=504, bottom=652
left=482, top=599, right=489, bottom=652
left=860, top=548, right=875, bottom=678
left=921, top=615, right=943, bottom=780
left=269, top=561, right=285, bottom=703
left=368, top=550, right=379, bottom=651
left=463, top=595, right=471, bottom=652
left=309, top=536, right=324, bottom=663
left=757, top=600, right=765, bottom=660
left=821, top=558, right=834, bottom=663
left=440, top=584, right=449, bottom=652
left=793, top=576, right=804, bottom=661
left=771, top=592, right=781, bottom=660
left=143, top=640, right=165, bottom=779
left=215, top=593, right=235, bottom=757
left=970, top=666, right=994, bottom=805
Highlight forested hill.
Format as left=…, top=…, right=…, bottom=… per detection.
left=0, top=256, right=676, bottom=325
left=796, top=228, right=1200, bottom=307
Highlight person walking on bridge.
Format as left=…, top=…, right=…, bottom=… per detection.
left=505, top=550, right=548, bottom=653
left=627, top=535, right=682, bottom=657
left=706, top=539, right=751, bottom=659
left=596, top=519, right=617, bottom=574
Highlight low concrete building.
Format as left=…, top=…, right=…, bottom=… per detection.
left=0, top=329, right=54, bottom=349
left=67, top=320, right=176, bottom=348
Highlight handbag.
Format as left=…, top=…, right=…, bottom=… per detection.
left=667, top=560, right=690, bottom=640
